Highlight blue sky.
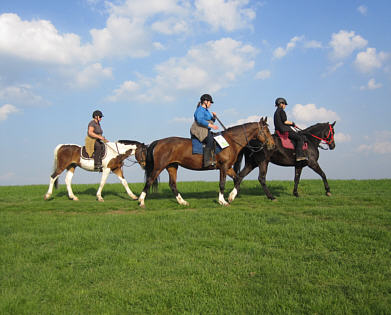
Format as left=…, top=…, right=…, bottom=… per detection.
left=0, top=0, right=390, bottom=186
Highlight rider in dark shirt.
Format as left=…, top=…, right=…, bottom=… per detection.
left=274, top=98, right=307, bottom=161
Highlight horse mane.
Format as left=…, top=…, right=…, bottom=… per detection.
left=118, top=140, right=144, bottom=146
left=302, top=122, right=328, bottom=133
left=223, top=122, right=255, bottom=134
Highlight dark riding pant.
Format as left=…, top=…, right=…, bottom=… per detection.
left=94, top=140, right=105, bottom=167
left=288, top=131, right=305, bottom=158
left=203, top=130, right=215, bottom=167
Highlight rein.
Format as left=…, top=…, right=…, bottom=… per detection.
left=239, top=123, right=266, bottom=153
left=298, top=124, right=334, bottom=150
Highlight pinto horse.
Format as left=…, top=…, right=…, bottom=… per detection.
left=44, top=140, right=147, bottom=202
left=229, top=122, right=336, bottom=202
left=138, top=118, right=275, bottom=208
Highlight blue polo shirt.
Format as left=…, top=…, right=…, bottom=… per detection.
left=194, top=106, right=215, bottom=128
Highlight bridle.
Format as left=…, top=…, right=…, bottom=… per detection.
left=241, top=122, right=268, bottom=153
left=306, top=124, right=334, bottom=149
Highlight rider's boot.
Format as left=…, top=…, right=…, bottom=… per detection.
left=203, top=147, right=216, bottom=167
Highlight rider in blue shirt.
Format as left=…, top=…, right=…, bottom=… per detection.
left=191, top=94, right=219, bottom=167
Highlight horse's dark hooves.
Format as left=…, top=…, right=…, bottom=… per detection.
left=271, top=198, right=278, bottom=202
left=293, top=193, right=299, bottom=198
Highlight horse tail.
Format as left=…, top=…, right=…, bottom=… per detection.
left=52, top=145, right=62, bottom=189
left=144, top=140, right=159, bottom=192
left=234, top=150, right=244, bottom=175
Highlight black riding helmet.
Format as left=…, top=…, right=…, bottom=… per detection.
left=275, top=97, right=288, bottom=106
left=92, top=110, right=103, bottom=118
left=200, top=94, right=214, bottom=103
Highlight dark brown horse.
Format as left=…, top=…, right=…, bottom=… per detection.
left=229, top=122, right=336, bottom=201
left=138, top=118, right=275, bottom=207
left=44, top=140, right=147, bottom=202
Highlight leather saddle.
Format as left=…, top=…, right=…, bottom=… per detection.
left=81, top=144, right=106, bottom=159
left=276, top=131, right=308, bottom=150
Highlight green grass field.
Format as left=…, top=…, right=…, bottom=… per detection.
left=1, top=179, right=390, bottom=314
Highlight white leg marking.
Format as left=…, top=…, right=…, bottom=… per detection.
left=44, top=175, right=59, bottom=200
left=218, top=192, right=229, bottom=206
left=119, top=176, right=138, bottom=200
left=228, top=188, right=238, bottom=203
left=65, top=171, right=78, bottom=201
left=138, top=192, right=146, bottom=208
left=96, top=168, right=110, bottom=202
left=176, top=193, right=189, bottom=206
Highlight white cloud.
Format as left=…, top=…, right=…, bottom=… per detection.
left=304, top=40, right=322, bottom=49
left=354, top=48, right=388, bottom=73
left=0, top=85, right=49, bottom=107
left=172, top=117, right=193, bottom=123
left=231, top=115, right=262, bottom=126
left=106, top=80, right=140, bottom=102
left=360, top=78, right=382, bottom=90
left=291, top=103, right=340, bottom=124
left=107, top=38, right=256, bottom=103
left=357, top=5, right=367, bottom=16
left=255, top=69, right=271, bottom=80
left=273, top=36, right=304, bottom=59
left=0, top=104, right=19, bottom=121
left=90, top=15, right=152, bottom=59
left=334, top=132, right=351, bottom=143
left=0, top=13, right=93, bottom=65
left=74, top=63, right=113, bottom=88
left=329, top=30, right=367, bottom=60
left=358, top=130, right=391, bottom=154
left=195, top=0, right=256, bottom=32
left=151, top=18, right=189, bottom=35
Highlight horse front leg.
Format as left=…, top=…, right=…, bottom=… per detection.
left=258, top=161, right=276, bottom=200
left=96, top=167, right=111, bottom=202
left=65, top=167, right=79, bottom=201
left=113, top=168, right=138, bottom=200
left=308, top=160, right=331, bottom=196
left=228, top=161, right=255, bottom=203
left=166, top=165, right=189, bottom=206
left=218, top=168, right=229, bottom=206
left=138, top=169, right=161, bottom=208
left=293, top=166, right=303, bottom=197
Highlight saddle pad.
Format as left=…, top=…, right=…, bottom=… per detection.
left=191, top=136, right=223, bottom=155
left=276, top=131, right=308, bottom=150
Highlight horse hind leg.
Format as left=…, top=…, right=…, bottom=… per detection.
left=44, top=174, right=60, bottom=200
left=167, top=165, right=189, bottom=206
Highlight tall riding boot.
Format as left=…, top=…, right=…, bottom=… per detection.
left=203, top=147, right=215, bottom=167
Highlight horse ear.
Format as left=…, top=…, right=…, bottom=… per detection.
left=332, top=121, right=336, bottom=126
left=265, top=116, right=268, bottom=123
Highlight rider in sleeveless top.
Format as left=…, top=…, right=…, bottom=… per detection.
left=273, top=98, right=307, bottom=161
left=87, top=110, right=108, bottom=171
left=190, top=94, right=219, bottom=167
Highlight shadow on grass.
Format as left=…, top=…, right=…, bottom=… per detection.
left=55, top=187, right=130, bottom=200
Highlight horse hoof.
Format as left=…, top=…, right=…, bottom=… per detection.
left=44, top=194, right=51, bottom=201
left=326, top=192, right=332, bottom=197
left=73, top=197, right=79, bottom=201
left=130, top=195, right=138, bottom=200
left=271, top=198, right=278, bottom=202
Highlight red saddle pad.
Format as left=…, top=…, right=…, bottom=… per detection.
left=276, top=131, right=308, bottom=150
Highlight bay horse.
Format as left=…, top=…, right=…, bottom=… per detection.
left=228, top=122, right=336, bottom=202
left=138, top=118, right=275, bottom=208
left=44, top=140, right=148, bottom=202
